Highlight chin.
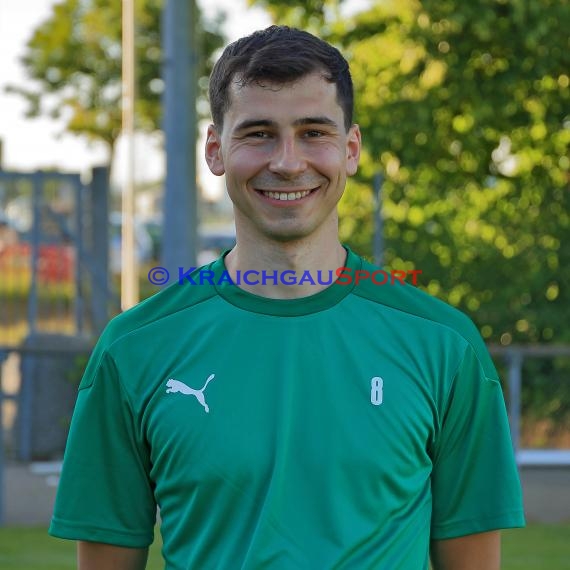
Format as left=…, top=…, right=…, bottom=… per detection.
left=262, top=226, right=314, bottom=243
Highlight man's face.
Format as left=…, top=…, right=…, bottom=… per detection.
left=205, top=72, right=361, bottom=244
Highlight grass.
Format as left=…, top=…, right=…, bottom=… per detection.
left=502, top=524, right=570, bottom=569
left=0, top=527, right=164, bottom=570
left=0, top=524, right=567, bottom=569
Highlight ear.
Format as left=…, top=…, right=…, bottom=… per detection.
left=205, top=124, right=225, bottom=176
left=345, top=124, right=361, bottom=177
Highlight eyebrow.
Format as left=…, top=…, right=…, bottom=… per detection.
left=234, top=116, right=338, bottom=131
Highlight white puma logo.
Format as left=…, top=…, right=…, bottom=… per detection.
left=166, top=374, right=215, bottom=413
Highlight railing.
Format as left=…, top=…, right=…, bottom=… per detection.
left=489, top=344, right=570, bottom=466
left=0, top=167, right=111, bottom=347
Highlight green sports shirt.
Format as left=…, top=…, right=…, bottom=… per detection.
left=49, top=246, right=525, bottom=569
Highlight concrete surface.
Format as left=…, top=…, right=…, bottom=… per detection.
left=0, top=462, right=568, bottom=526
left=2, top=462, right=59, bottom=526
left=520, top=466, right=570, bottom=524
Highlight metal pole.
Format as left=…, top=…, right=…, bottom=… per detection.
left=161, top=0, right=198, bottom=275
left=74, top=178, right=84, bottom=333
left=18, top=349, right=34, bottom=462
left=373, top=171, right=384, bottom=267
left=0, top=349, right=8, bottom=526
left=121, top=0, right=139, bottom=309
left=90, top=167, right=110, bottom=333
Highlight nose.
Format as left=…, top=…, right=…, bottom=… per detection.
left=268, top=135, right=307, bottom=178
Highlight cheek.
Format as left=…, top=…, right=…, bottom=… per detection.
left=303, top=140, right=345, bottom=165
left=311, top=150, right=347, bottom=179
left=226, top=147, right=271, bottom=178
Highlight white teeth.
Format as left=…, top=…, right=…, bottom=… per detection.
left=261, top=189, right=312, bottom=201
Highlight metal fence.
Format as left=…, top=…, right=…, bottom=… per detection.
left=0, top=167, right=111, bottom=346
left=490, top=344, right=570, bottom=466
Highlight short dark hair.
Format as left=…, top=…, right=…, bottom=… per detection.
left=208, top=25, right=354, bottom=131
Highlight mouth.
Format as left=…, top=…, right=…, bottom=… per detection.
left=256, top=188, right=318, bottom=202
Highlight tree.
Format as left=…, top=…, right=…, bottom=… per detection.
left=352, top=0, right=569, bottom=345
left=6, top=0, right=225, bottom=171
left=248, top=0, right=345, bottom=29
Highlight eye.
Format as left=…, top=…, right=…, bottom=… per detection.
left=304, top=130, right=325, bottom=138
left=246, top=131, right=271, bottom=139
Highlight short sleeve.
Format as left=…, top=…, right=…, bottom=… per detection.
left=430, top=344, right=525, bottom=539
left=49, top=349, right=156, bottom=547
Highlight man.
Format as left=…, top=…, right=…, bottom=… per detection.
left=49, top=26, right=525, bottom=569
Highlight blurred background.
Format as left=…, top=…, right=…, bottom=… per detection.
left=0, top=0, right=568, bottom=568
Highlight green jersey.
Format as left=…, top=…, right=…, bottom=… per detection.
left=49, top=247, right=524, bottom=569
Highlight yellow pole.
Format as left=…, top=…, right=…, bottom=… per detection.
left=121, top=0, right=138, bottom=309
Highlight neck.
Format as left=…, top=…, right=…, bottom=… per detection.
left=224, top=235, right=346, bottom=299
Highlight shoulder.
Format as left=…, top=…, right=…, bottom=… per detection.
left=105, top=264, right=217, bottom=348
left=79, top=264, right=218, bottom=389
left=351, top=254, right=497, bottom=380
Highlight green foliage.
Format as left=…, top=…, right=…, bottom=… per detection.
left=6, top=0, right=225, bottom=162
left=247, top=0, right=346, bottom=30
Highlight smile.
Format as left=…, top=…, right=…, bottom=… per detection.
left=259, top=189, right=315, bottom=201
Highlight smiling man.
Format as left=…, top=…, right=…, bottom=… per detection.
left=49, top=26, right=525, bottom=569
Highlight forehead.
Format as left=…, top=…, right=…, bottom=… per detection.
left=224, top=72, right=342, bottom=126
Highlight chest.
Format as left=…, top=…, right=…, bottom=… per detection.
left=134, top=315, right=440, bottom=498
